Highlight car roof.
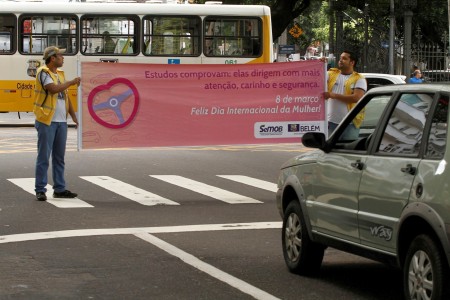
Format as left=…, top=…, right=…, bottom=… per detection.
left=367, top=83, right=450, bottom=94
left=361, top=73, right=407, bottom=82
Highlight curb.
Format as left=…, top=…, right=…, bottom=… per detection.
left=0, top=124, right=77, bottom=128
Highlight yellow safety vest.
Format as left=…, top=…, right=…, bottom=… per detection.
left=327, top=68, right=365, bottom=128
left=33, top=66, right=69, bottom=125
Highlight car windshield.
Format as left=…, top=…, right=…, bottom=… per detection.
left=359, top=95, right=391, bottom=135
left=335, top=94, right=391, bottom=145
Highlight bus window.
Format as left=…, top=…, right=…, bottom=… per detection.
left=143, top=16, right=200, bottom=56
left=81, top=15, right=139, bottom=55
left=0, top=14, right=16, bottom=54
left=19, top=15, right=77, bottom=55
left=204, top=17, right=261, bottom=57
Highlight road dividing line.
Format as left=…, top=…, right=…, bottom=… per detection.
left=150, top=175, right=262, bottom=204
left=0, top=222, right=281, bottom=244
left=8, top=178, right=93, bottom=208
left=80, top=176, right=179, bottom=206
left=217, top=175, right=278, bottom=193
left=135, top=232, right=280, bottom=300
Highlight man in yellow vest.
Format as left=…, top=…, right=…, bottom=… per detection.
left=33, top=46, right=80, bottom=201
left=323, top=50, right=367, bottom=140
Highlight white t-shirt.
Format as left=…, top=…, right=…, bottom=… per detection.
left=41, top=72, right=67, bottom=122
left=327, top=73, right=367, bottom=124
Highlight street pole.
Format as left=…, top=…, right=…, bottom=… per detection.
left=389, top=0, right=395, bottom=74
left=329, top=0, right=335, bottom=55
left=448, top=0, right=450, bottom=63
left=402, top=0, right=417, bottom=77
left=333, top=1, right=348, bottom=62
left=363, top=2, right=369, bottom=72
left=403, top=10, right=413, bottom=77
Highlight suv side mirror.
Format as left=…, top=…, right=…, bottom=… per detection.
left=302, top=132, right=328, bottom=151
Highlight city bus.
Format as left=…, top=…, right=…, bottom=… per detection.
left=0, top=1, right=273, bottom=112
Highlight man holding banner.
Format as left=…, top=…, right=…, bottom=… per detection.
left=33, top=46, right=81, bottom=201
left=323, top=50, right=366, bottom=139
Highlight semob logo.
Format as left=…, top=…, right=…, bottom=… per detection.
left=254, top=122, right=291, bottom=138
left=259, top=124, right=284, bottom=135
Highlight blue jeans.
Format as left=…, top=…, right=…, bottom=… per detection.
left=328, top=122, right=360, bottom=140
left=35, top=121, right=68, bottom=193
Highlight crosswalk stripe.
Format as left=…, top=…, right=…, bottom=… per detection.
left=217, top=175, right=277, bottom=193
left=80, top=176, right=179, bottom=206
left=150, top=175, right=262, bottom=204
left=7, top=178, right=94, bottom=208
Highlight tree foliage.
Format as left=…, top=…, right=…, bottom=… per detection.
left=196, top=0, right=313, bottom=40
left=287, top=1, right=328, bottom=55
left=196, top=0, right=449, bottom=49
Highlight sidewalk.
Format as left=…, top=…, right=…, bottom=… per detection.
left=0, top=112, right=35, bottom=127
left=0, top=112, right=76, bottom=127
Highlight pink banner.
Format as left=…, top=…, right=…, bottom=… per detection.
left=81, top=61, right=325, bottom=149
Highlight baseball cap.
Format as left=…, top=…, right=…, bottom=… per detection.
left=43, top=46, right=66, bottom=60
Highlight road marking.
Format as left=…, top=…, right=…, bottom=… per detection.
left=80, top=176, right=179, bottom=206
left=7, top=178, right=93, bottom=208
left=0, top=222, right=281, bottom=244
left=0, top=222, right=282, bottom=298
left=217, top=175, right=277, bottom=192
left=8, top=175, right=274, bottom=207
left=150, top=175, right=262, bottom=204
left=135, top=232, right=280, bottom=300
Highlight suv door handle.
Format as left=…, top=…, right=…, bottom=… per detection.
left=401, top=164, right=417, bottom=175
left=351, top=160, right=364, bottom=170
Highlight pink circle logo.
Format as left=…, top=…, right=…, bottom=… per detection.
left=87, top=78, right=139, bottom=129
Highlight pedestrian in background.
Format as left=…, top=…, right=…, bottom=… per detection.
left=33, top=46, right=80, bottom=201
left=323, top=50, right=367, bottom=139
left=102, top=31, right=116, bottom=53
left=409, top=70, right=424, bottom=83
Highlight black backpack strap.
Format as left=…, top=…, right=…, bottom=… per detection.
left=38, top=71, right=49, bottom=107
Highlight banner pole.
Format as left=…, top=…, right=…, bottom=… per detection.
left=324, top=61, right=328, bottom=139
left=77, top=56, right=82, bottom=151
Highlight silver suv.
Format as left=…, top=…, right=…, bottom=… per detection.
left=276, top=84, right=450, bottom=300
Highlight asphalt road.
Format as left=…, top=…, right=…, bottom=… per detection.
left=0, top=116, right=403, bottom=299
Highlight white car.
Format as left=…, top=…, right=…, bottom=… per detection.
left=361, top=73, right=406, bottom=90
